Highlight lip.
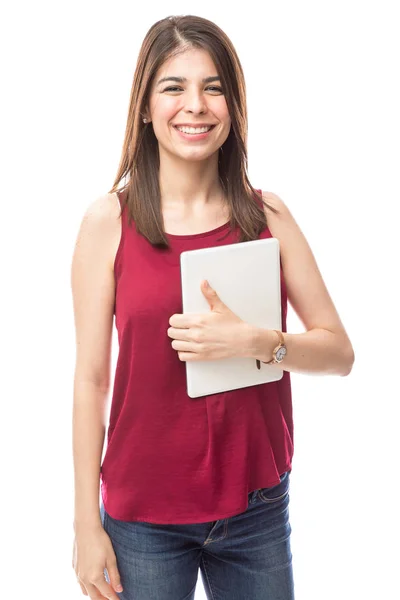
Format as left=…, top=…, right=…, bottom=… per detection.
left=173, top=124, right=216, bottom=141
left=172, top=123, right=217, bottom=128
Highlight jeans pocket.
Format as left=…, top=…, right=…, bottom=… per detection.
left=258, top=471, right=290, bottom=504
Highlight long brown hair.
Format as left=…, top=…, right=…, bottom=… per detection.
left=108, top=14, right=279, bottom=249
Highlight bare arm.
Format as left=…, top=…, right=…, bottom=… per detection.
left=72, top=381, right=107, bottom=531
left=251, top=327, right=353, bottom=376
left=251, top=191, right=355, bottom=376
left=70, top=193, right=121, bottom=532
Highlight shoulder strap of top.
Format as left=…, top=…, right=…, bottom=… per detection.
left=116, top=188, right=128, bottom=209
left=115, top=189, right=129, bottom=229
left=253, top=188, right=264, bottom=209
left=113, top=190, right=127, bottom=282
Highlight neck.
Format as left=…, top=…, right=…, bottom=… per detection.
left=158, top=148, right=224, bottom=211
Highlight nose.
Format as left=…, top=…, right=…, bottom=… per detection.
left=183, top=89, right=208, bottom=115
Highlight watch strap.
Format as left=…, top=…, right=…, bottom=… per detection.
left=262, top=329, right=285, bottom=364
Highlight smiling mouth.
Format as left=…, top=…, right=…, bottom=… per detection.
left=173, top=125, right=216, bottom=132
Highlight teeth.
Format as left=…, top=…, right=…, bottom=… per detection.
left=176, top=126, right=212, bottom=134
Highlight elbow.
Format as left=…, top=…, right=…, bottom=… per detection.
left=340, top=346, right=355, bottom=377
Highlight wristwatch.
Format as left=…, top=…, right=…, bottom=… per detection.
left=256, top=329, right=287, bottom=369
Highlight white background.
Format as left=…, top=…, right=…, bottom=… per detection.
left=1, top=1, right=399, bottom=599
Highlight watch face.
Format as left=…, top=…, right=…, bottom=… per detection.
left=276, top=347, right=287, bottom=361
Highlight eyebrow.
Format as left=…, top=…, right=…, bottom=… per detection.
left=156, top=76, right=221, bottom=86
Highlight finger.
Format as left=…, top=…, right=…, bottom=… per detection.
left=93, top=574, right=122, bottom=600
left=85, top=576, right=120, bottom=600
left=167, top=327, right=190, bottom=340
left=84, top=580, right=113, bottom=599
left=171, top=339, right=197, bottom=352
left=169, top=313, right=203, bottom=328
left=107, top=562, right=124, bottom=595
left=77, top=580, right=88, bottom=596
left=74, top=573, right=89, bottom=596
left=169, top=314, right=187, bottom=327
left=178, top=351, right=198, bottom=361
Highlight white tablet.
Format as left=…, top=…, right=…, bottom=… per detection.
left=180, top=237, right=284, bottom=398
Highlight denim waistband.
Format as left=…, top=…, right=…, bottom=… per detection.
left=248, top=489, right=259, bottom=503
left=248, top=471, right=289, bottom=504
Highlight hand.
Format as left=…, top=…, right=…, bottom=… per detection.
left=167, top=280, right=254, bottom=362
left=72, top=526, right=123, bottom=598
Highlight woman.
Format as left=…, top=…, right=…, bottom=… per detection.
left=71, top=14, right=355, bottom=600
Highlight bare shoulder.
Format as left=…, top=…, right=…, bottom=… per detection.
left=261, top=189, right=310, bottom=245
left=84, top=191, right=121, bottom=225
left=261, top=190, right=289, bottom=218
left=260, top=190, right=303, bottom=252
left=70, top=191, right=121, bottom=387
left=260, top=190, right=354, bottom=356
left=261, top=190, right=283, bottom=207
left=80, top=192, right=122, bottom=272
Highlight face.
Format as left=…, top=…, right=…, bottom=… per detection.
left=145, top=48, right=231, bottom=162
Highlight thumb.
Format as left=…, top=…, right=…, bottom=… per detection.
left=107, top=561, right=123, bottom=593
left=201, top=280, right=224, bottom=310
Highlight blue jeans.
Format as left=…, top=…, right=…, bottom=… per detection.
left=100, top=471, right=294, bottom=599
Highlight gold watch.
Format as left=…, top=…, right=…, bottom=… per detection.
left=256, top=329, right=287, bottom=369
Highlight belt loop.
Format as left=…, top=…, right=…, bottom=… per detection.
left=250, top=489, right=258, bottom=503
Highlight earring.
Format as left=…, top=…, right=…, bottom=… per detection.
left=143, top=118, right=148, bottom=123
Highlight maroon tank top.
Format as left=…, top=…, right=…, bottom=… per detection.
left=100, top=188, right=294, bottom=524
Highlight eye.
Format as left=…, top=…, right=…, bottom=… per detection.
left=163, top=86, right=223, bottom=93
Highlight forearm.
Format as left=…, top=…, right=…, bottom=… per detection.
left=247, top=325, right=354, bottom=376
left=72, top=379, right=108, bottom=532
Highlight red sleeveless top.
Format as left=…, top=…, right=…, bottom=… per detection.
left=100, top=188, right=294, bottom=524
